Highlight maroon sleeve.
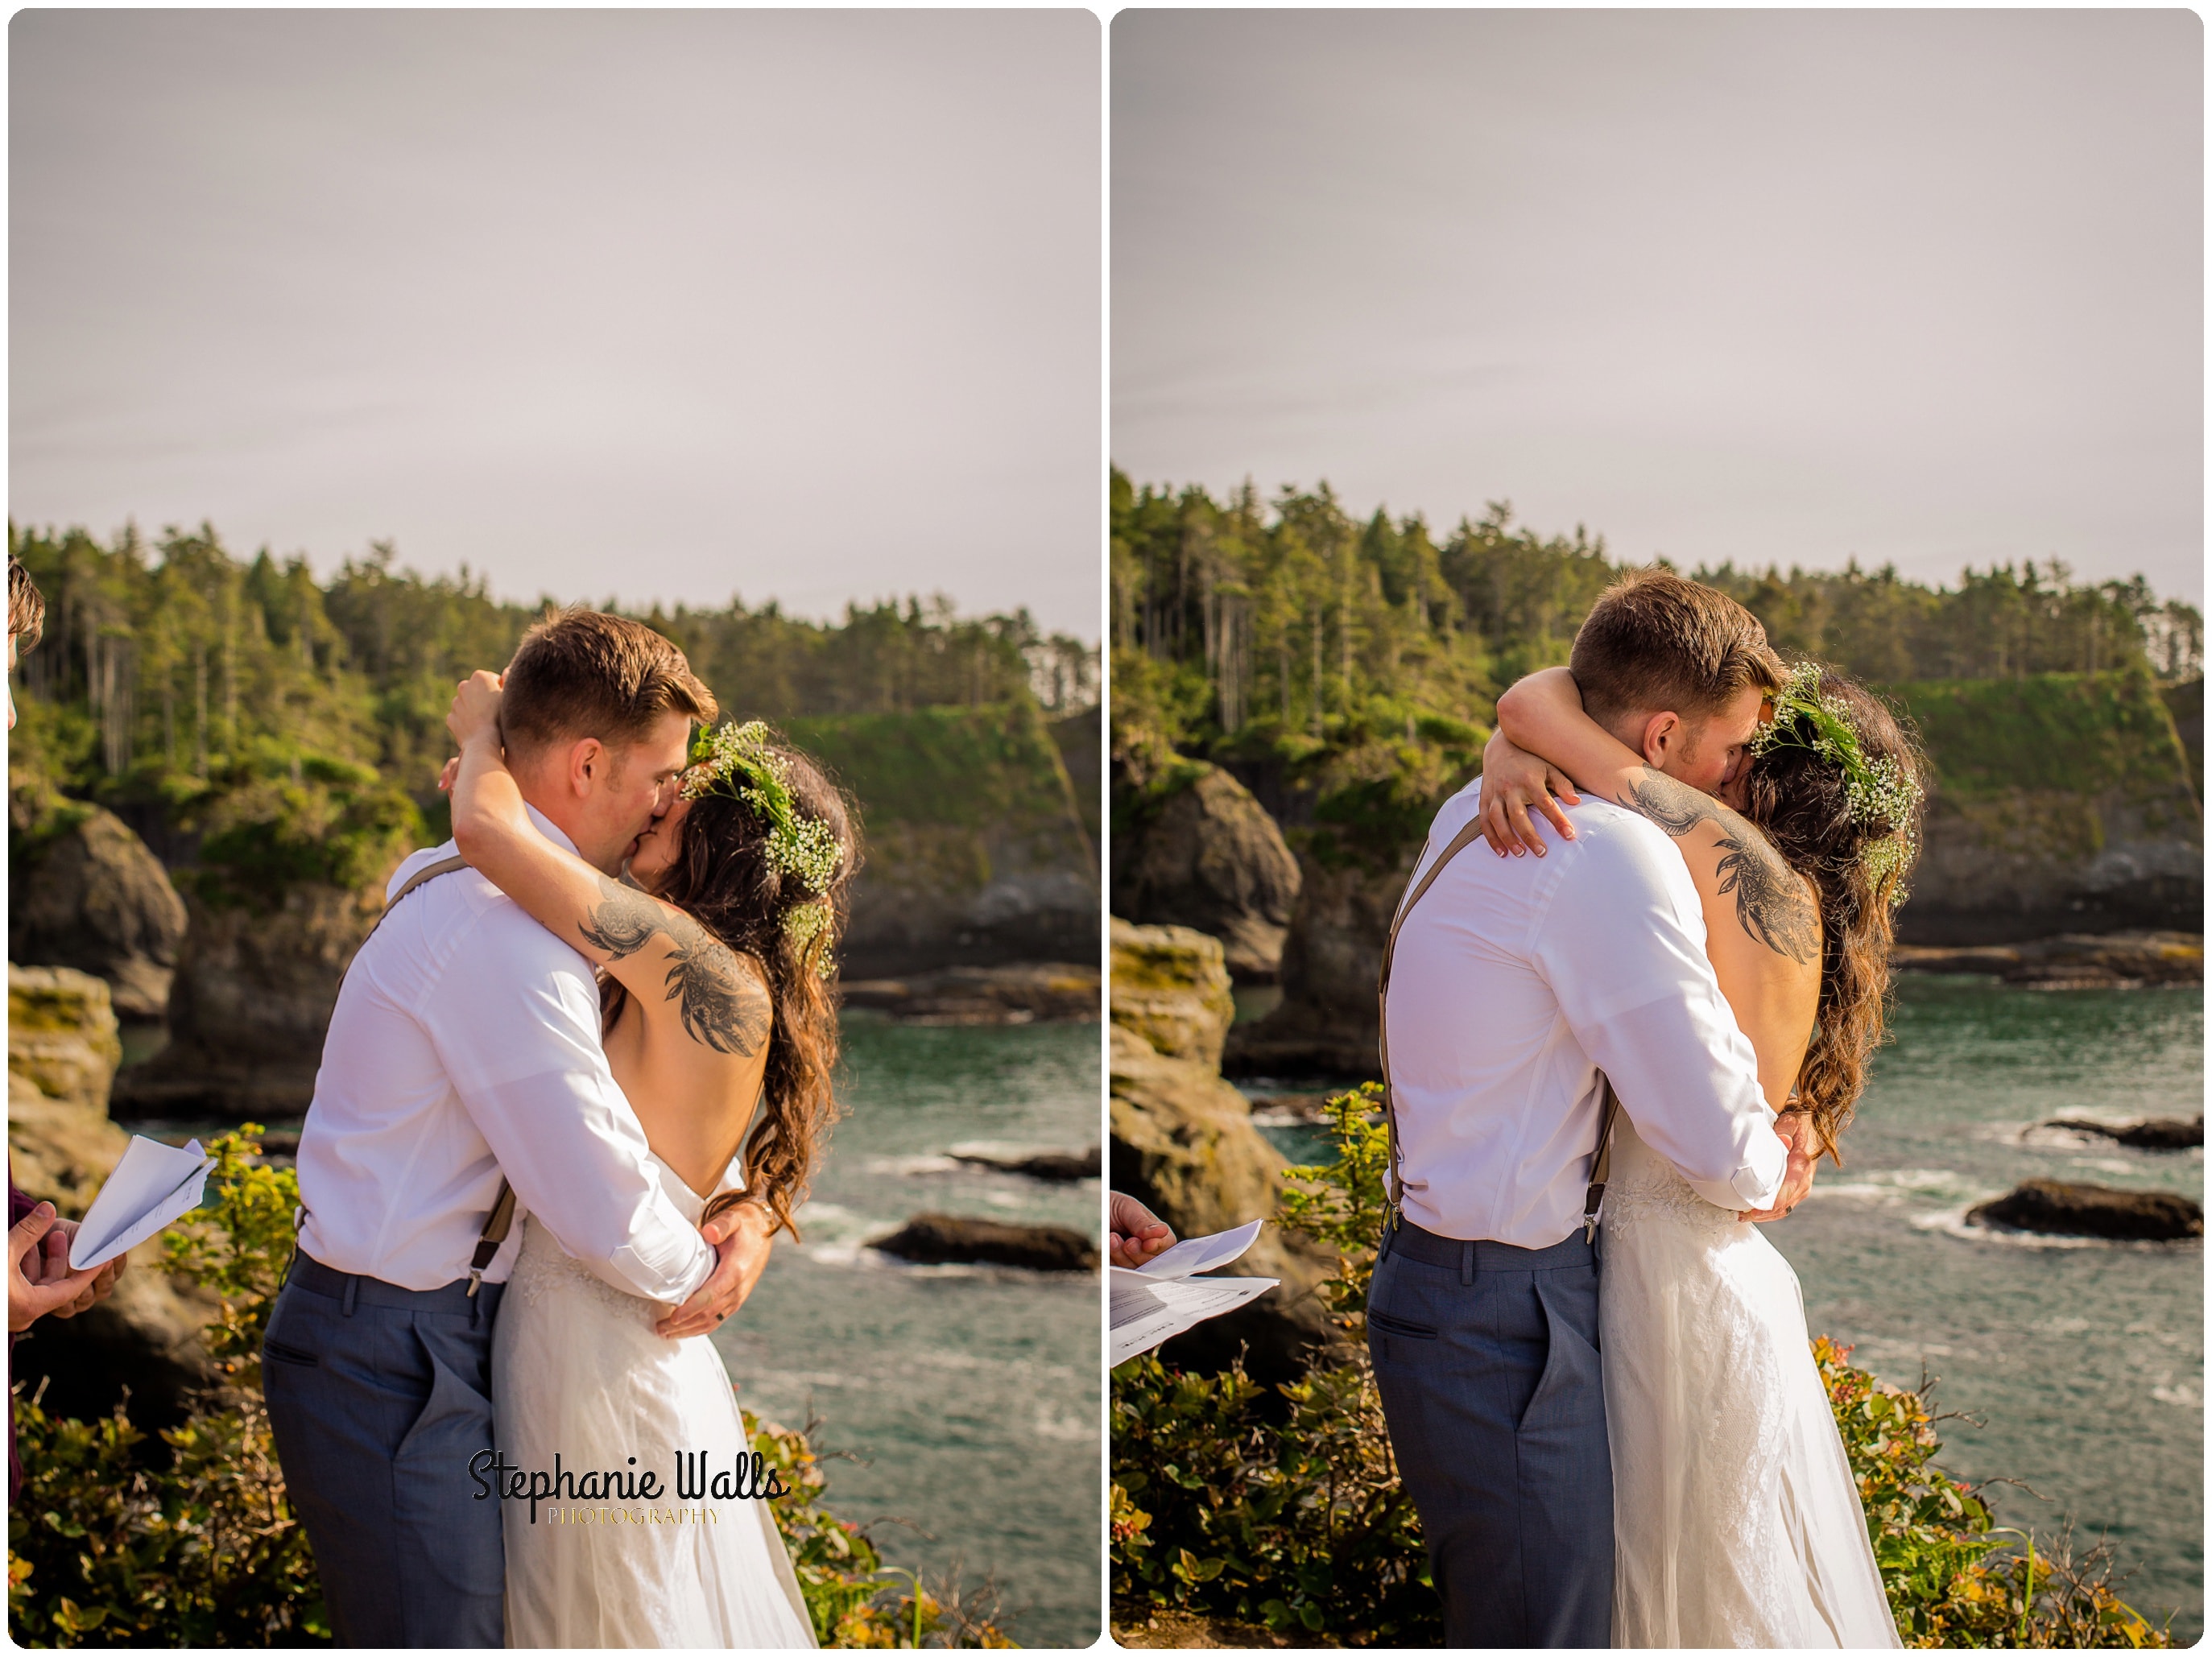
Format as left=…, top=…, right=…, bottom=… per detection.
left=10, top=1163, right=38, bottom=1502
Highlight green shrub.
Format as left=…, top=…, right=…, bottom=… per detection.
left=10, top=1129, right=1013, bottom=1648
left=1110, top=1088, right=2177, bottom=1648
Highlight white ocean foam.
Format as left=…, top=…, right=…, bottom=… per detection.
left=948, top=1138, right=1054, bottom=1159
left=2151, top=1383, right=2201, bottom=1407
left=1032, top=1407, right=1096, bottom=1444
left=1918, top=1209, right=2200, bottom=1251
left=1877, top=1169, right=1978, bottom=1193
left=911, top=1348, right=988, bottom=1371
left=1807, top=1168, right=1991, bottom=1207
left=864, top=1154, right=961, bottom=1176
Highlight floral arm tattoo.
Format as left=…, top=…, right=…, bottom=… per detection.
left=580, top=877, right=771, bottom=1057
left=1616, top=771, right=1818, bottom=966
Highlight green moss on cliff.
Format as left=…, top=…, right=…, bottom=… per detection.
left=1887, top=668, right=2193, bottom=804
left=781, top=700, right=1086, bottom=838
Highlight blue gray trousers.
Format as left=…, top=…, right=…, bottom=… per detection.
left=261, top=1254, right=506, bottom=1647
left=1368, top=1222, right=1613, bottom=1647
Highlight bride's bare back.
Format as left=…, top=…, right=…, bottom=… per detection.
left=449, top=738, right=773, bottom=1200
left=1605, top=770, right=1820, bottom=1111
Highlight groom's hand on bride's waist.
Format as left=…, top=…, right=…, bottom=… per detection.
left=655, top=1199, right=775, bottom=1339
left=1737, top=1111, right=1819, bottom=1223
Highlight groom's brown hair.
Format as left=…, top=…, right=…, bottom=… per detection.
left=500, top=607, right=717, bottom=756
left=1569, top=568, right=1782, bottom=725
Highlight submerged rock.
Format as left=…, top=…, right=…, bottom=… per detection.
left=1966, top=1179, right=2203, bottom=1242
left=870, top=1213, right=1098, bottom=1272
left=950, top=1147, right=1102, bottom=1181
left=1895, top=931, right=2202, bottom=988
left=839, top=961, right=1100, bottom=1024
left=1113, top=766, right=1302, bottom=982
left=2043, top=1115, right=2204, bottom=1151
left=10, top=807, right=189, bottom=1020
left=1110, top=919, right=1237, bottom=1071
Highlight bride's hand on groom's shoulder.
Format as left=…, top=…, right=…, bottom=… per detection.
left=655, top=1199, right=776, bottom=1340
left=1478, top=731, right=1581, bottom=858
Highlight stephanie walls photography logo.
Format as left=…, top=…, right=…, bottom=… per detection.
left=469, top=1448, right=791, bottom=1525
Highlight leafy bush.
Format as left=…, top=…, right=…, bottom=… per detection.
left=1817, top=1337, right=2171, bottom=1647
left=1110, top=1088, right=2177, bottom=1648
left=9, top=1130, right=329, bottom=1646
left=184, top=756, right=424, bottom=911
left=10, top=1129, right=1014, bottom=1648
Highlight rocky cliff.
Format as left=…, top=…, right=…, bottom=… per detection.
left=1108, top=931, right=1337, bottom=1382
left=1891, top=670, right=2202, bottom=944
left=788, top=700, right=1100, bottom=979
left=1113, top=766, right=1302, bottom=981
left=1225, top=847, right=1412, bottom=1080
left=10, top=807, right=188, bottom=1020
left=111, top=881, right=385, bottom=1121
left=8, top=965, right=220, bottom=1427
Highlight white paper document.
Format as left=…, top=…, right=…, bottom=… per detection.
left=1110, top=1217, right=1278, bottom=1367
left=67, top=1136, right=213, bottom=1271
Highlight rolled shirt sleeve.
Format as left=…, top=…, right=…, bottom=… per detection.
left=1532, top=817, right=1788, bottom=1213
left=423, top=911, right=715, bottom=1304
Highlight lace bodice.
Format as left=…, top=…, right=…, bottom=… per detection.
left=505, top=1149, right=741, bottom=1320
left=1599, top=1110, right=1746, bottom=1240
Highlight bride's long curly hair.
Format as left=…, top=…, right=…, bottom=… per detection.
left=1739, top=670, right=1925, bottom=1163
left=602, top=730, right=862, bottom=1238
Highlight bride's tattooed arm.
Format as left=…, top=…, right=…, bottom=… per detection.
left=1616, top=772, right=1818, bottom=965
left=580, top=878, right=771, bottom=1057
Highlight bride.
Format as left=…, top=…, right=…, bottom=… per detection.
left=444, top=673, right=856, bottom=1648
left=1480, top=659, right=1919, bottom=1648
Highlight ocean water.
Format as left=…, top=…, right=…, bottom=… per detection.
left=714, top=1013, right=1103, bottom=1648
left=1776, top=977, right=2202, bottom=1642
left=1243, top=976, right=2203, bottom=1641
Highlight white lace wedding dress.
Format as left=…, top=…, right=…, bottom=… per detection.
left=1600, top=1112, right=1900, bottom=1648
left=492, top=1154, right=817, bottom=1649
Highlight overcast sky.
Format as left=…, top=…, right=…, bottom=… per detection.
left=13, top=10, right=1101, bottom=637
left=1114, top=10, right=2202, bottom=604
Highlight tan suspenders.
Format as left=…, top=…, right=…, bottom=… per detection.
left=311, top=853, right=518, bottom=1296
left=1375, top=813, right=1622, bottom=1247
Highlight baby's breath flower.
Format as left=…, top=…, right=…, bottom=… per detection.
left=1752, top=662, right=1923, bottom=905
left=680, top=720, right=847, bottom=961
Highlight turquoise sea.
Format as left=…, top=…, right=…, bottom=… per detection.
left=1776, top=977, right=2202, bottom=1643
left=1242, top=976, right=2203, bottom=1642
left=715, top=1014, right=1103, bottom=1648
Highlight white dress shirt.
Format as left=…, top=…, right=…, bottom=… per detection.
left=295, top=808, right=715, bottom=1302
left=1383, top=783, right=1788, bottom=1246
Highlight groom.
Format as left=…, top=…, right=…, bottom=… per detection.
left=263, top=609, right=775, bottom=1647
left=1371, top=568, right=1818, bottom=1647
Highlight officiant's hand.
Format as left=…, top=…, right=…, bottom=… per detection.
left=656, top=1199, right=775, bottom=1339
left=1738, top=1111, right=1819, bottom=1223
left=39, top=1219, right=127, bottom=1319
left=9, top=1202, right=102, bottom=1333
left=1109, top=1192, right=1175, bottom=1268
